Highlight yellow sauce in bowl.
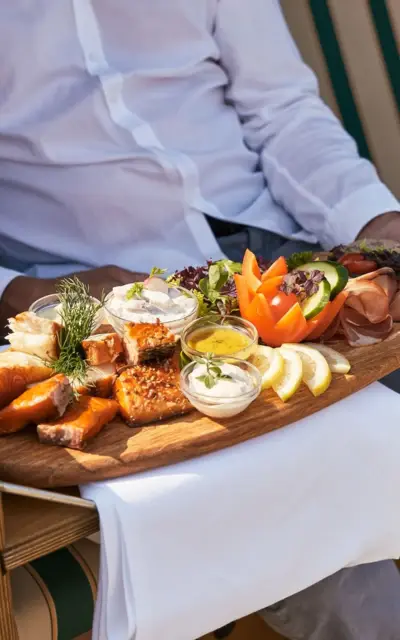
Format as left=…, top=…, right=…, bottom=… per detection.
left=187, top=327, right=251, bottom=356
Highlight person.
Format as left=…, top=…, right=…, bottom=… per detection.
left=0, top=1, right=399, bottom=638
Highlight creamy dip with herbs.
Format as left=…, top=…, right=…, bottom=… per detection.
left=107, top=281, right=197, bottom=325
left=189, top=362, right=253, bottom=398
left=185, top=362, right=256, bottom=419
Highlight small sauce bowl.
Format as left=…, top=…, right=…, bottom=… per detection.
left=29, top=293, right=104, bottom=329
left=180, top=356, right=261, bottom=419
left=181, top=315, right=258, bottom=361
left=104, top=286, right=199, bottom=336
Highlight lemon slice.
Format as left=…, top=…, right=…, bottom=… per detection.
left=250, top=345, right=284, bottom=390
left=281, top=344, right=332, bottom=397
left=272, top=347, right=303, bottom=402
left=303, top=343, right=351, bottom=374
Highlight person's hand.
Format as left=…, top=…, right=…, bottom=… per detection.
left=0, top=265, right=147, bottom=335
left=357, top=211, right=400, bottom=242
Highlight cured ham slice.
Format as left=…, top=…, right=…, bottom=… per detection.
left=340, top=308, right=393, bottom=347
left=340, top=268, right=397, bottom=346
left=344, top=280, right=389, bottom=324
left=0, top=374, right=71, bottom=435
left=389, top=290, right=400, bottom=322
left=37, top=396, right=118, bottom=450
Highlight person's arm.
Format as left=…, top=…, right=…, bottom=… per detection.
left=214, top=0, right=399, bottom=248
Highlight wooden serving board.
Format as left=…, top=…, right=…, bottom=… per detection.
left=1, top=333, right=400, bottom=489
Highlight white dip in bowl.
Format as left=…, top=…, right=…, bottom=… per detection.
left=105, top=278, right=198, bottom=336
left=180, top=357, right=261, bottom=419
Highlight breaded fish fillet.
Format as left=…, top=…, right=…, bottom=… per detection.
left=115, top=357, right=191, bottom=426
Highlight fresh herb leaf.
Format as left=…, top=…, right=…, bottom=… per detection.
left=126, top=282, right=144, bottom=300
left=286, top=251, right=314, bottom=271
left=196, top=353, right=232, bottom=390
left=198, top=277, right=208, bottom=297
left=279, top=270, right=324, bottom=300
left=208, top=264, right=222, bottom=290
left=191, top=290, right=209, bottom=316
left=204, top=375, right=214, bottom=389
left=48, top=277, right=102, bottom=391
left=214, top=259, right=242, bottom=276
left=210, top=366, right=222, bottom=375
left=169, top=259, right=242, bottom=317
left=149, top=266, right=167, bottom=278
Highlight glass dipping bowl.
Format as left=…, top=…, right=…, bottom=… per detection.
left=180, top=356, right=261, bottom=419
left=181, top=314, right=258, bottom=361
left=29, top=293, right=104, bottom=329
left=104, top=286, right=199, bottom=337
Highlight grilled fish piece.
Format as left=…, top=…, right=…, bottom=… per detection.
left=115, top=357, right=192, bottom=426
left=0, top=374, right=72, bottom=435
left=0, top=352, right=53, bottom=408
left=123, top=321, right=176, bottom=365
left=0, top=351, right=52, bottom=382
left=0, top=368, right=27, bottom=410
left=82, top=332, right=123, bottom=366
left=7, top=311, right=60, bottom=360
left=37, top=396, right=119, bottom=450
left=71, top=363, right=117, bottom=398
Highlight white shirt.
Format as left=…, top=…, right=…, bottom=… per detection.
left=0, top=0, right=398, bottom=298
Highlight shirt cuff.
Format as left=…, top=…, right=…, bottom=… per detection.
left=0, top=268, right=23, bottom=301
left=320, top=184, right=400, bottom=249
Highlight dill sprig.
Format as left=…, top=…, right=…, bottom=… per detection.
left=49, top=277, right=103, bottom=386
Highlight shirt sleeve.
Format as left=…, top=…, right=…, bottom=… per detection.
left=214, top=0, right=399, bottom=248
left=0, top=267, right=22, bottom=301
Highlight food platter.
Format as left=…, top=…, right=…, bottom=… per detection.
left=1, top=330, right=400, bottom=488
left=1, top=243, right=400, bottom=488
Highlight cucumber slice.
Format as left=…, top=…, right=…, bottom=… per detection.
left=297, top=261, right=348, bottom=298
left=300, top=278, right=331, bottom=319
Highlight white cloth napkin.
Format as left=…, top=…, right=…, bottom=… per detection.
left=81, top=382, right=400, bottom=640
